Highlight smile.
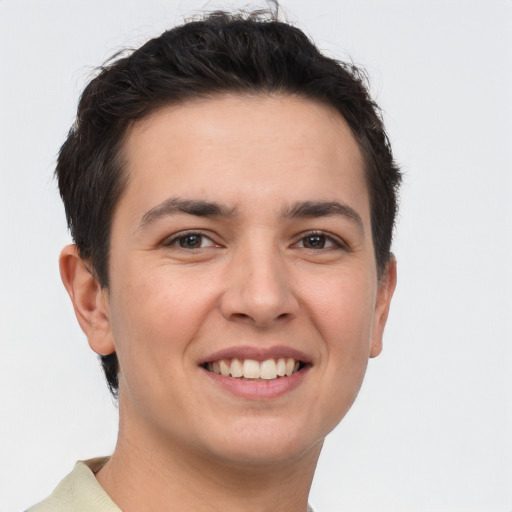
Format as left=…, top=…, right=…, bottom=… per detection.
left=204, top=358, right=304, bottom=380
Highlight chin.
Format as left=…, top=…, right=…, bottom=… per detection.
left=198, top=416, right=328, bottom=468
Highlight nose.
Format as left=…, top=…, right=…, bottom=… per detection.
left=219, top=243, right=299, bottom=327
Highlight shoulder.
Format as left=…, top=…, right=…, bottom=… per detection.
left=26, top=457, right=120, bottom=512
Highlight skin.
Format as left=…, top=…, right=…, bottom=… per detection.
left=60, top=94, right=397, bottom=512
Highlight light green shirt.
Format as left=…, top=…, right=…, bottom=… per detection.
left=27, top=457, right=120, bottom=512
left=27, top=457, right=315, bottom=511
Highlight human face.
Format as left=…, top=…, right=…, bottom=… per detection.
left=101, top=94, right=395, bottom=466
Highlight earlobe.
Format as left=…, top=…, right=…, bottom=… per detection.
left=59, top=244, right=116, bottom=356
left=369, top=255, right=397, bottom=358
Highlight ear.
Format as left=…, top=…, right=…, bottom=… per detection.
left=369, top=255, right=397, bottom=358
left=59, top=244, right=115, bottom=356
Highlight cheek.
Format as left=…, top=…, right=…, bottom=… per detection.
left=300, top=266, right=377, bottom=412
left=306, top=276, right=376, bottom=429
left=108, top=268, right=213, bottom=383
left=303, top=267, right=376, bottom=342
left=114, top=262, right=212, bottom=330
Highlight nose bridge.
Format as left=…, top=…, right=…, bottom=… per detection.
left=220, top=232, right=298, bottom=326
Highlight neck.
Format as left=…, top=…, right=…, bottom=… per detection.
left=96, top=411, right=321, bottom=512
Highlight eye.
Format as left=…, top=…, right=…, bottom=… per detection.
left=294, top=232, right=344, bottom=250
left=164, top=232, right=217, bottom=249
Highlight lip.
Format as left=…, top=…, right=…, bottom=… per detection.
left=201, top=345, right=311, bottom=365
left=199, top=345, right=312, bottom=400
left=200, top=363, right=310, bottom=399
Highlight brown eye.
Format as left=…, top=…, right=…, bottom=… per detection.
left=178, top=234, right=203, bottom=248
left=295, top=232, right=343, bottom=251
left=302, top=235, right=327, bottom=249
left=164, top=232, right=217, bottom=249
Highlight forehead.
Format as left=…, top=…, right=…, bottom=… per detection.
left=119, top=94, right=369, bottom=222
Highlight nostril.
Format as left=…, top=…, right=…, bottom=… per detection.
left=231, top=312, right=290, bottom=323
left=232, top=312, right=251, bottom=320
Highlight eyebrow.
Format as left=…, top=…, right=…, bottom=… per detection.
left=282, top=201, right=365, bottom=233
left=139, top=197, right=364, bottom=233
left=140, top=198, right=235, bottom=227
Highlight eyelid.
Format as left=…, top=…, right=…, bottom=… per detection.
left=293, top=230, right=348, bottom=250
left=162, top=230, right=220, bottom=249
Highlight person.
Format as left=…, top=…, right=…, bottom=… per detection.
left=28, top=7, right=400, bottom=512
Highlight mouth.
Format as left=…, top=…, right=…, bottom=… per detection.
left=202, top=357, right=307, bottom=381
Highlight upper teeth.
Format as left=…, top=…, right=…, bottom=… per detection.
left=206, top=358, right=300, bottom=380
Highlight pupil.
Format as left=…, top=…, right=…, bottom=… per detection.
left=180, top=235, right=200, bottom=248
left=306, top=235, right=324, bottom=248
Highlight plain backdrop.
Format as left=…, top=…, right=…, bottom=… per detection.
left=1, top=1, right=511, bottom=511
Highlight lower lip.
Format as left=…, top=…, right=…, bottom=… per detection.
left=201, top=366, right=310, bottom=399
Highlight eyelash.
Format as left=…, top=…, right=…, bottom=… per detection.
left=162, top=231, right=218, bottom=250
left=162, top=230, right=346, bottom=251
left=293, top=231, right=347, bottom=251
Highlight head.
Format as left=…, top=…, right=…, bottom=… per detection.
left=57, top=10, right=400, bottom=406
